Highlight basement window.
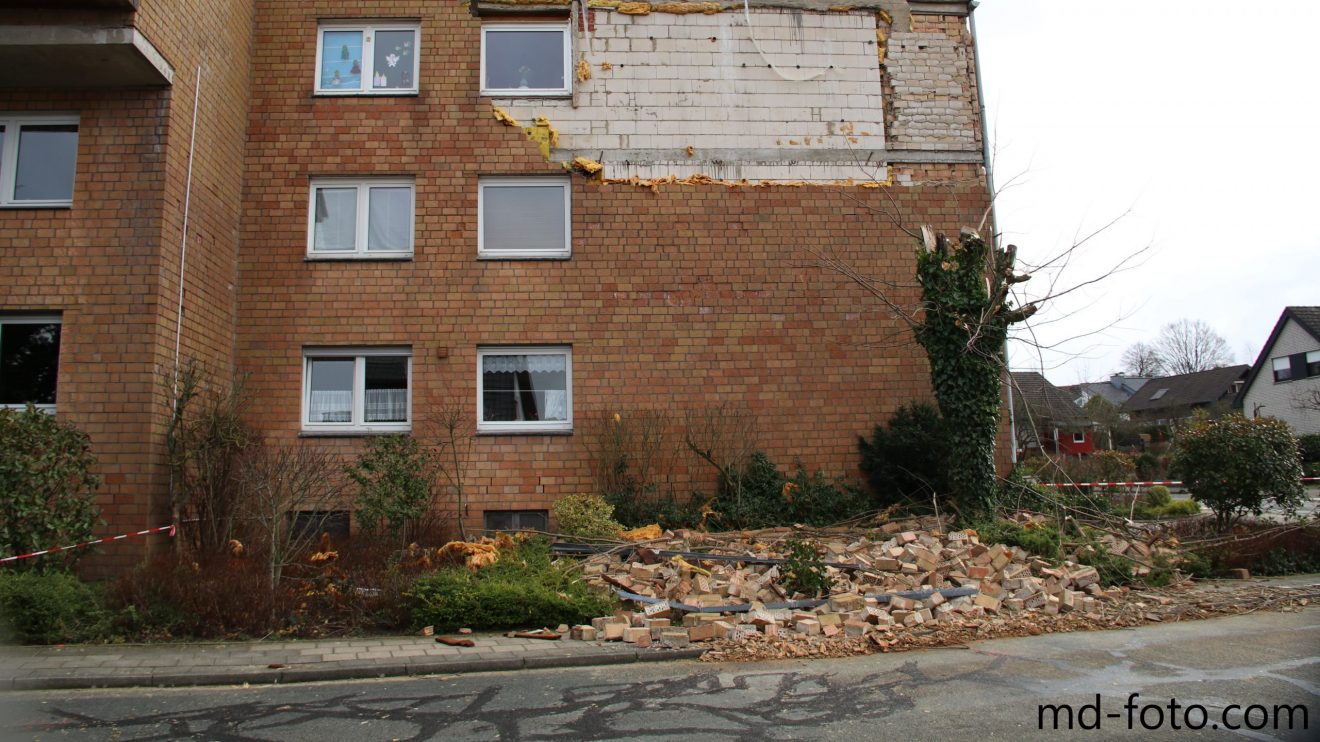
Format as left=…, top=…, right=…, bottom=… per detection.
left=308, top=179, right=414, bottom=258
left=316, top=24, right=419, bottom=95
left=0, top=315, right=61, bottom=410
left=0, top=115, right=78, bottom=207
left=478, top=177, right=570, bottom=258
left=303, top=348, right=411, bottom=433
left=477, top=346, right=571, bottom=433
left=484, top=510, right=548, bottom=533
left=481, top=24, right=570, bottom=96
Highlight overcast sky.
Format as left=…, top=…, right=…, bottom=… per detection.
left=972, top=0, right=1319, bottom=386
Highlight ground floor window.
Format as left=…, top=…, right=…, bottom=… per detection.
left=0, top=315, right=61, bottom=409
left=477, top=346, right=571, bottom=433
left=303, top=347, right=410, bottom=433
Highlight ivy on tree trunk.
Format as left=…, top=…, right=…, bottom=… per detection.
left=914, top=228, right=1034, bottom=514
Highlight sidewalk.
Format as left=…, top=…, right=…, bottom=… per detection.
left=0, top=633, right=705, bottom=691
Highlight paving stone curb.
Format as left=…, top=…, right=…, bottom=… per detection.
left=2, top=646, right=707, bottom=691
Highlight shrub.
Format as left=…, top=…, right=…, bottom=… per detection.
left=1298, top=434, right=1320, bottom=464
left=781, top=540, right=830, bottom=598
left=1144, top=485, right=1172, bottom=508
left=408, top=537, right=614, bottom=632
left=552, top=494, right=623, bottom=540
left=1134, top=452, right=1161, bottom=480
left=0, top=406, right=101, bottom=566
left=971, top=519, right=1061, bottom=560
left=167, top=361, right=253, bottom=557
left=704, top=452, right=869, bottom=530
left=858, top=402, right=951, bottom=509
left=346, top=435, right=439, bottom=549
left=0, top=571, right=108, bottom=644
left=1173, top=415, right=1304, bottom=531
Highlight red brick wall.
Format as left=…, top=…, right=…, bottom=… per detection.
left=237, top=2, right=993, bottom=534
left=0, top=0, right=253, bottom=573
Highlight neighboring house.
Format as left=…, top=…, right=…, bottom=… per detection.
left=1011, top=372, right=1096, bottom=458
left=1, top=1, right=996, bottom=572
left=1237, top=306, right=1320, bottom=435
left=1061, top=374, right=1150, bottom=408
left=1121, top=365, right=1250, bottom=426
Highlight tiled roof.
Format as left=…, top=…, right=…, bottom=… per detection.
left=1121, top=365, right=1249, bottom=414
left=1287, top=306, right=1320, bottom=341
left=1010, top=371, right=1092, bottom=427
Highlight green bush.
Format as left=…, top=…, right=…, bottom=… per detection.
left=781, top=539, right=830, bottom=598
left=346, top=435, right=438, bottom=548
left=1173, top=415, right=1304, bottom=531
left=707, top=452, right=869, bottom=530
left=858, top=402, right=951, bottom=509
left=1298, top=434, right=1320, bottom=464
left=0, top=571, right=109, bottom=644
left=1144, top=485, right=1172, bottom=508
left=0, top=406, right=101, bottom=567
left=970, top=519, right=1061, bottom=560
left=407, top=537, right=614, bottom=632
left=552, top=494, right=623, bottom=540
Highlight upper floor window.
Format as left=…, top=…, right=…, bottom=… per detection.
left=1307, top=350, right=1320, bottom=378
left=0, top=115, right=78, bottom=207
left=481, top=24, right=570, bottom=96
left=478, top=177, right=570, bottom=259
left=1272, top=356, right=1292, bottom=383
left=303, top=348, right=411, bottom=433
left=0, top=315, right=61, bottom=410
left=316, top=24, right=419, bottom=95
left=477, top=346, right=571, bottom=433
left=308, top=179, right=414, bottom=258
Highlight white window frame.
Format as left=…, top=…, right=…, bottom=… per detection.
left=0, top=114, right=79, bottom=208
left=307, top=178, right=415, bottom=258
left=477, top=177, right=571, bottom=259
left=477, top=345, right=572, bottom=433
left=480, top=24, right=572, bottom=97
left=1072, top=432, right=1086, bottom=444
left=1307, top=350, right=1320, bottom=378
left=301, top=347, right=412, bottom=433
left=314, top=23, right=420, bottom=96
left=0, top=314, right=61, bottom=411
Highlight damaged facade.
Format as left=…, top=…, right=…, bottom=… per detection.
left=0, top=0, right=994, bottom=569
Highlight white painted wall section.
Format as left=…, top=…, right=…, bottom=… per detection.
left=496, top=9, right=890, bottom=183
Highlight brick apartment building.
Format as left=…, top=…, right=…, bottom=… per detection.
left=1, top=0, right=994, bottom=570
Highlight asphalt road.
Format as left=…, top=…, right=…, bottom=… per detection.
left=3, top=609, right=1316, bottom=741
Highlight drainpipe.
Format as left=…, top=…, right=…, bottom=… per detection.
left=967, top=0, right=1017, bottom=464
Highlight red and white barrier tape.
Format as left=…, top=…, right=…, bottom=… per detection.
left=0, top=524, right=176, bottom=564
left=1038, top=478, right=1320, bottom=488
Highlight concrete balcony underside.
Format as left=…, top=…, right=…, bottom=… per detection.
left=0, top=24, right=172, bottom=88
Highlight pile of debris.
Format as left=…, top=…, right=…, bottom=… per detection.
left=561, top=514, right=1194, bottom=658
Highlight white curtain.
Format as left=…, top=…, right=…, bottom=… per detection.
left=365, top=389, right=408, bottom=422
left=482, top=354, right=566, bottom=374
left=313, top=188, right=357, bottom=251
left=542, top=389, right=568, bottom=421
left=309, top=390, right=352, bottom=422
left=367, top=187, right=410, bottom=251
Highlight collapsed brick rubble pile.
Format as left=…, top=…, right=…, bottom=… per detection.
left=558, top=515, right=1317, bottom=662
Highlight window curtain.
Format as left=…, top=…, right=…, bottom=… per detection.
left=313, top=188, right=357, bottom=251
left=309, top=390, right=352, bottom=422
left=365, top=388, right=408, bottom=422
left=367, top=187, right=410, bottom=251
